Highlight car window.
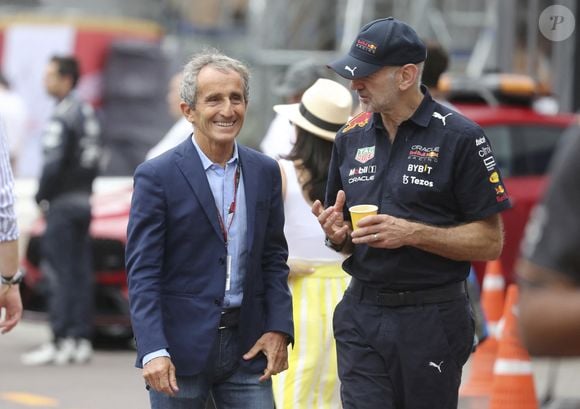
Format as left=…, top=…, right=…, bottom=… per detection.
left=483, top=125, right=565, bottom=177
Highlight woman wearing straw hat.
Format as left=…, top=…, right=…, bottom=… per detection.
left=272, top=78, right=353, bottom=409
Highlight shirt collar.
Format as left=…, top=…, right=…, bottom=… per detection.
left=406, top=85, right=437, bottom=128
left=190, top=134, right=239, bottom=171
left=371, top=85, right=437, bottom=131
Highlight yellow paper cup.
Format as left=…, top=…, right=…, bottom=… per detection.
left=349, top=204, right=378, bottom=230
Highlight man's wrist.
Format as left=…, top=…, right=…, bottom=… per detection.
left=1, top=270, right=25, bottom=287
left=325, top=236, right=345, bottom=252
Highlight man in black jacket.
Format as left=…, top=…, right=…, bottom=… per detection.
left=22, top=55, right=101, bottom=366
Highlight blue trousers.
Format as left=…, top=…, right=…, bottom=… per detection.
left=149, top=327, right=274, bottom=409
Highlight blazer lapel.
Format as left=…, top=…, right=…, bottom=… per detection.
left=238, top=146, right=257, bottom=251
left=174, top=139, right=224, bottom=243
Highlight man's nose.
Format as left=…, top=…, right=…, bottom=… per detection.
left=350, top=80, right=362, bottom=90
left=221, top=100, right=234, bottom=116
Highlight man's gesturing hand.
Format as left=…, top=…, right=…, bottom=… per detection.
left=312, top=190, right=349, bottom=246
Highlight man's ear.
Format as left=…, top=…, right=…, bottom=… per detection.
left=398, top=64, right=419, bottom=91
left=180, top=102, right=195, bottom=123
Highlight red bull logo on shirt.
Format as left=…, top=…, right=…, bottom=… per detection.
left=342, top=112, right=371, bottom=133
left=408, top=145, right=440, bottom=162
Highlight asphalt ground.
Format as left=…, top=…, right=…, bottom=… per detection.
left=2, top=319, right=580, bottom=408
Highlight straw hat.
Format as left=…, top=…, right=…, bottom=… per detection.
left=273, top=78, right=353, bottom=141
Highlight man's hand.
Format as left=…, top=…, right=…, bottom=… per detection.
left=243, top=331, right=289, bottom=382
left=312, top=190, right=349, bottom=247
left=0, top=285, right=23, bottom=334
left=351, top=213, right=412, bottom=249
left=143, top=356, right=179, bottom=396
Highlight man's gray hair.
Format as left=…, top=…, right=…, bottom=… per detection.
left=181, top=48, right=250, bottom=107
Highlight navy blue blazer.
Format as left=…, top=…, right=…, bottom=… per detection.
left=126, top=138, right=293, bottom=376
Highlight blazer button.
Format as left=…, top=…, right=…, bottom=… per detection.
left=219, top=257, right=225, bottom=265
left=214, top=299, right=222, bottom=306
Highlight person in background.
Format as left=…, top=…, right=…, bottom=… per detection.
left=21, top=55, right=101, bottom=366
left=421, top=41, right=453, bottom=105
left=312, top=17, right=511, bottom=408
left=0, top=116, right=23, bottom=334
left=260, top=59, right=327, bottom=159
left=0, top=72, right=28, bottom=174
left=272, top=78, right=352, bottom=409
left=146, top=72, right=192, bottom=160
left=517, top=119, right=580, bottom=356
left=126, top=48, right=293, bottom=409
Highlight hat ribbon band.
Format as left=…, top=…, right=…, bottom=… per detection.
left=299, top=103, right=343, bottom=132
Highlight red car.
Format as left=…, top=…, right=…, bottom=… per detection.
left=20, top=74, right=576, bottom=338
left=443, top=74, right=577, bottom=283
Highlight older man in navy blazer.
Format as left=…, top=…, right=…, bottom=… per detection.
left=126, top=49, right=293, bottom=409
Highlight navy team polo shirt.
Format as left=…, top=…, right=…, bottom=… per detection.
left=325, top=87, right=512, bottom=291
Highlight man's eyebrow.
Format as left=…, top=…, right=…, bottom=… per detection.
left=204, top=92, right=222, bottom=101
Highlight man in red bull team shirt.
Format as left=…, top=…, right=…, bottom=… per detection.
left=312, top=17, right=512, bottom=408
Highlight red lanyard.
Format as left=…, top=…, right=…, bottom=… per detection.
left=216, top=164, right=241, bottom=245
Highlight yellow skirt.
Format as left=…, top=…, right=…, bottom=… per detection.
left=273, top=263, right=350, bottom=409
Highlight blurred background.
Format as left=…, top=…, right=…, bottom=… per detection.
left=0, top=0, right=578, bottom=178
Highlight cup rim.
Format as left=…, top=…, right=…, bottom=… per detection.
left=349, top=204, right=379, bottom=213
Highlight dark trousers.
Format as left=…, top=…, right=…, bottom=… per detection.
left=333, top=287, right=474, bottom=409
left=41, top=194, right=93, bottom=340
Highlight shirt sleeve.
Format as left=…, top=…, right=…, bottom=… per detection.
left=521, top=126, right=580, bottom=281
left=0, top=117, right=19, bottom=242
left=452, top=125, right=512, bottom=222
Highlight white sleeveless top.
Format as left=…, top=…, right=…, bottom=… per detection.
left=280, top=159, right=344, bottom=263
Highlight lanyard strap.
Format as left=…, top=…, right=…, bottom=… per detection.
left=216, top=164, right=241, bottom=244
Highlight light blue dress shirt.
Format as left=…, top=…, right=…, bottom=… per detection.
left=143, top=136, right=248, bottom=365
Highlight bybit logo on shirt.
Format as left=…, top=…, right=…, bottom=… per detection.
left=407, top=163, right=433, bottom=174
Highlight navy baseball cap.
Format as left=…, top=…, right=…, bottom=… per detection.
left=328, top=17, right=427, bottom=79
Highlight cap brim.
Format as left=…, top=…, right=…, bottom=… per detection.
left=273, top=103, right=337, bottom=141
left=328, top=54, right=382, bottom=79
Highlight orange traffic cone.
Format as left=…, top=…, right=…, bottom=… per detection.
left=460, top=259, right=506, bottom=398
left=489, top=284, right=538, bottom=409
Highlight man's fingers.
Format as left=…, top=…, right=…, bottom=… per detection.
left=259, top=367, right=273, bottom=382
left=169, top=362, right=179, bottom=393
left=243, top=343, right=261, bottom=360
left=0, top=320, right=17, bottom=334
left=334, top=190, right=346, bottom=212
left=311, top=200, right=323, bottom=217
